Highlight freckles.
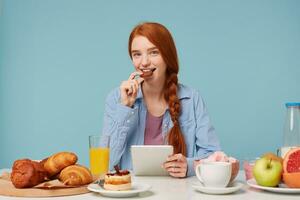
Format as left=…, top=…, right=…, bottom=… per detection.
left=152, top=57, right=165, bottom=67
left=150, top=59, right=159, bottom=67
left=132, top=60, right=140, bottom=68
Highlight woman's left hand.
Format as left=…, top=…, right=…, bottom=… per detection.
left=162, top=154, right=187, bottom=178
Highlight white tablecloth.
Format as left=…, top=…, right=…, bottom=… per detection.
left=0, top=169, right=299, bottom=200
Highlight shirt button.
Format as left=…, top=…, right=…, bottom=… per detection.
left=127, top=120, right=130, bottom=123
left=131, top=111, right=134, bottom=115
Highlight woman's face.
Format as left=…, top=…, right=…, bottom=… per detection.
left=131, top=36, right=167, bottom=83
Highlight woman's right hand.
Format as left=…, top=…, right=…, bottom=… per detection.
left=120, top=72, right=144, bottom=107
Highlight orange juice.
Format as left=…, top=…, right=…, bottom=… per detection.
left=89, top=147, right=109, bottom=176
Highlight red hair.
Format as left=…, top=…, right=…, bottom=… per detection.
left=128, top=22, right=186, bottom=156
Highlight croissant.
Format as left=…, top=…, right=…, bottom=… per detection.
left=44, top=152, right=77, bottom=176
left=11, top=159, right=48, bottom=188
left=59, top=164, right=93, bottom=186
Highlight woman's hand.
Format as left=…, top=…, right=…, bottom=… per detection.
left=163, top=154, right=187, bottom=178
left=120, top=72, right=144, bottom=107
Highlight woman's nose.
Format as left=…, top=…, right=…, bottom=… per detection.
left=141, top=55, right=150, bottom=67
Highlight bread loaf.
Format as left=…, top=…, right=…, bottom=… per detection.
left=44, top=152, right=77, bottom=176
left=10, top=159, right=48, bottom=188
left=59, top=164, right=93, bottom=186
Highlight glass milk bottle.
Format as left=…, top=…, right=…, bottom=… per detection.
left=281, top=102, right=300, bottom=158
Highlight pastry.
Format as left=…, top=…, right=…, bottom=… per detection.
left=44, top=152, right=77, bottom=176
left=59, top=164, right=93, bottom=186
left=10, top=159, right=48, bottom=188
left=39, top=157, right=48, bottom=167
left=104, top=165, right=131, bottom=191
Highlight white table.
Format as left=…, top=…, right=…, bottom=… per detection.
left=0, top=170, right=299, bottom=200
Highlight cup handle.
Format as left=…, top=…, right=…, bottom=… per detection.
left=195, top=164, right=204, bottom=184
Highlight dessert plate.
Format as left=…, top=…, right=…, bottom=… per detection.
left=192, top=181, right=243, bottom=194
left=87, top=182, right=151, bottom=198
left=247, top=178, right=300, bottom=194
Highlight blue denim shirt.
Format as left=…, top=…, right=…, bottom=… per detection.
left=102, top=84, right=221, bottom=177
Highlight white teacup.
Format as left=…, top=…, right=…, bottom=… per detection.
left=195, top=161, right=232, bottom=188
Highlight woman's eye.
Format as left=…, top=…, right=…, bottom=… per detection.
left=132, top=53, right=141, bottom=57
left=150, top=50, right=159, bottom=56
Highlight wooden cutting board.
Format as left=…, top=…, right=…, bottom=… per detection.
left=0, top=173, right=90, bottom=197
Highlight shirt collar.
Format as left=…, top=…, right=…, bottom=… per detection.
left=177, top=84, right=191, bottom=100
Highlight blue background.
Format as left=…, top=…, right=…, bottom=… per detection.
left=1, top=0, right=299, bottom=169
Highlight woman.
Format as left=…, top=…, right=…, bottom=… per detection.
left=102, top=22, right=221, bottom=177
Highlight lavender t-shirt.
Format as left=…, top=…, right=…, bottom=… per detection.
left=144, top=111, right=164, bottom=145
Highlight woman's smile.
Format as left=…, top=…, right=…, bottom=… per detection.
left=140, top=68, right=157, bottom=78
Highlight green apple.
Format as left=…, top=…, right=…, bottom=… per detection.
left=253, top=157, right=283, bottom=187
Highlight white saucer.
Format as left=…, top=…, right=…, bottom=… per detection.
left=192, top=181, right=244, bottom=195
left=87, top=182, right=151, bottom=198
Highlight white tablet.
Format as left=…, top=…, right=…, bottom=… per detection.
left=131, top=145, right=174, bottom=176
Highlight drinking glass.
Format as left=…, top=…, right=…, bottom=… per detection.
left=243, top=158, right=258, bottom=180
left=89, top=135, right=110, bottom=178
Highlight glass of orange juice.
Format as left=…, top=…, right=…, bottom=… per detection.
left=89, top=135, right=110, bottom=178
